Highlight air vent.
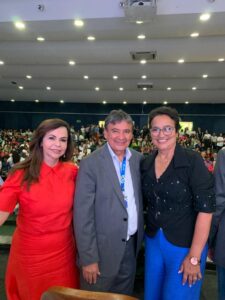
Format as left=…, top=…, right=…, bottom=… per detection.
left=137, top=82, right=153, bottom=89
left=130, top=51, right=157, bottom=61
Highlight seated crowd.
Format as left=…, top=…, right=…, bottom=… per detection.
left=0, top=124, right=224, bottom=182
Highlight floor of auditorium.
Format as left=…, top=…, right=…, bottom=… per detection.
left=0, top=215, right=218, bottom=300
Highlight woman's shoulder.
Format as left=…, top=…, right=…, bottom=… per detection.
left=177, top=144, right=201, bottom=160
left=3, top=168, right=24, bottom=186
left=141, top=150, right=157, bottom=171
left=61, top=161, right=79, bottom=174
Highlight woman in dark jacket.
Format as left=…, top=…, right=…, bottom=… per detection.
left=141, top=106, right=215, bottom=300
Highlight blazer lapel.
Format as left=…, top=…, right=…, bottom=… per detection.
left=129, top=153, right=140, bottom=212
left=100, top=144, right=126, bottom=207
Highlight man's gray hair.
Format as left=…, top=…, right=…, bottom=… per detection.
left=104, top=110, right=133, bottom=129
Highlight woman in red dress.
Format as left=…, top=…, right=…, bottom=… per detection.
left=0, top=118, right=79, bottom=300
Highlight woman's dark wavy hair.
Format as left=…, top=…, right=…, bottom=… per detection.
left=148, top=106, right=180, bottom=132
left=10, top=118, right=74, bottom=189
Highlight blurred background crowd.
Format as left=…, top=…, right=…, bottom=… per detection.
left=1, top=124, right=224, bottom=183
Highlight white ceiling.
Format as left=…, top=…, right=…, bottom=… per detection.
left=1, top=0, right=225, bottom=104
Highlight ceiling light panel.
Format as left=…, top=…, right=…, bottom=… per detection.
left=69, top=60, right=76, bottom=65
left=199, top=13, right=211, bottom=21
left=37, top=36, right=45, bottom=42
left=87, top=36, right=95, bottom=41
left=14, top=21, right=26, bottom=30
left=190, top=32, right=199, bottom=38
left=137, top=34, right=146, bottom=39
left=74, top=19, right=84, bottom=27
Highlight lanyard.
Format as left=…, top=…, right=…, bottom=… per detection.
left=120, top=156, right=128, bottom=208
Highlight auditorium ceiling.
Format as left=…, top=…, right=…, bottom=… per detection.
left=0, top=0, right=225, bottom=104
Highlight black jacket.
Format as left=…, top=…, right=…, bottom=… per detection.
left=141, top=143, right=215, bottom=247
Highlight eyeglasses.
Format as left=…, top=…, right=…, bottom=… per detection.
left=150, top=126, right=175, bottom=136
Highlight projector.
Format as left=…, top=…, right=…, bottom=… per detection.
left=131, top=1, right=152, bottom=6
left=123, top=0, right=157, bottom=20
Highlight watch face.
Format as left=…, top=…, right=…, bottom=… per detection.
left=190, top=257, right=198, bottom=266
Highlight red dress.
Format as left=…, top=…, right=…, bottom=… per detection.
left=0, top=162, right=79, bottom=300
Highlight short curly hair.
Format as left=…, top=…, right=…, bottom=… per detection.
left=148, top=106, right=180, bottom=132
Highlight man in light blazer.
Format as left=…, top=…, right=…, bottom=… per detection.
left=74, top=110, right=143, bottom=295
left=210, top=148, right=225, bottom=300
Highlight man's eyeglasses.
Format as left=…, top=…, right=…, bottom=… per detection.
left=150, top=126, right=175, bottom=136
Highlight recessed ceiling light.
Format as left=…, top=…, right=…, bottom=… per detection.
left=18, top=86, right=24, bottom=90
left=10, top=99, right=15, bottom=102
left=113, top=75, right=118, bottom=80
left=46, top=86, right=51, bottom=90
left=26, top=75, right=32, bottom=79
left=95, top=87, right=100, bottom=91
left=141, top=75, right=147, bottom=79
left=83, top=75, right=89, bottom=79
left=167, top=87, right=172, bottom=90
left=190, top=32, right=199, bottom=38
left=140, top=59, right=147, bottom=64
left=37, top=36, right=45, bottom=42
left=218, top=58, right=225, bottom=62
left=69, top=60, right=76, bottom=65
left=0, top=60, right=5, bottom=65
left=163, top=101, right=168, bottom=105
left=143, top=87, right=147, bottom=91
left=119, top=87, right=124, bottom=91
left=202, top=74, right=208, bottom=78
left=137, top=34, right=146, bottom=39
left=143, top=101, right=147, bottom=105
left=136, top=20, right=143, bottom=24
left=123, top=101, right=127, bottom=104
left=178, top=58, right=185, bottom=64
left=14, top=21, right=26, bottom=30
left=102, top=100, right=107, bottom=104
left=185, top=101, right=189, bottom=104
left=60, top=99, right=64, bottom=103
left=192, top=86, right=197, bottom=90
left=199, top=13, right=211, bottom=21
left=74, top=19, right=84, bottom=27
left=87, top=36, right=95, bottom=41
left=35, top=99, right=39, bottom=103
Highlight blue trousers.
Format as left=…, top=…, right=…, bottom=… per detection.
left=144, top=230, right=208, bottom=300
left=217, top=266, right=225, bottom=300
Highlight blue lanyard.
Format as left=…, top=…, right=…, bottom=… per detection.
left=120, top=156, right=128, bottom=208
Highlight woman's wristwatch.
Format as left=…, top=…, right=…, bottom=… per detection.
left=189, top=256, right=201, bottom=266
